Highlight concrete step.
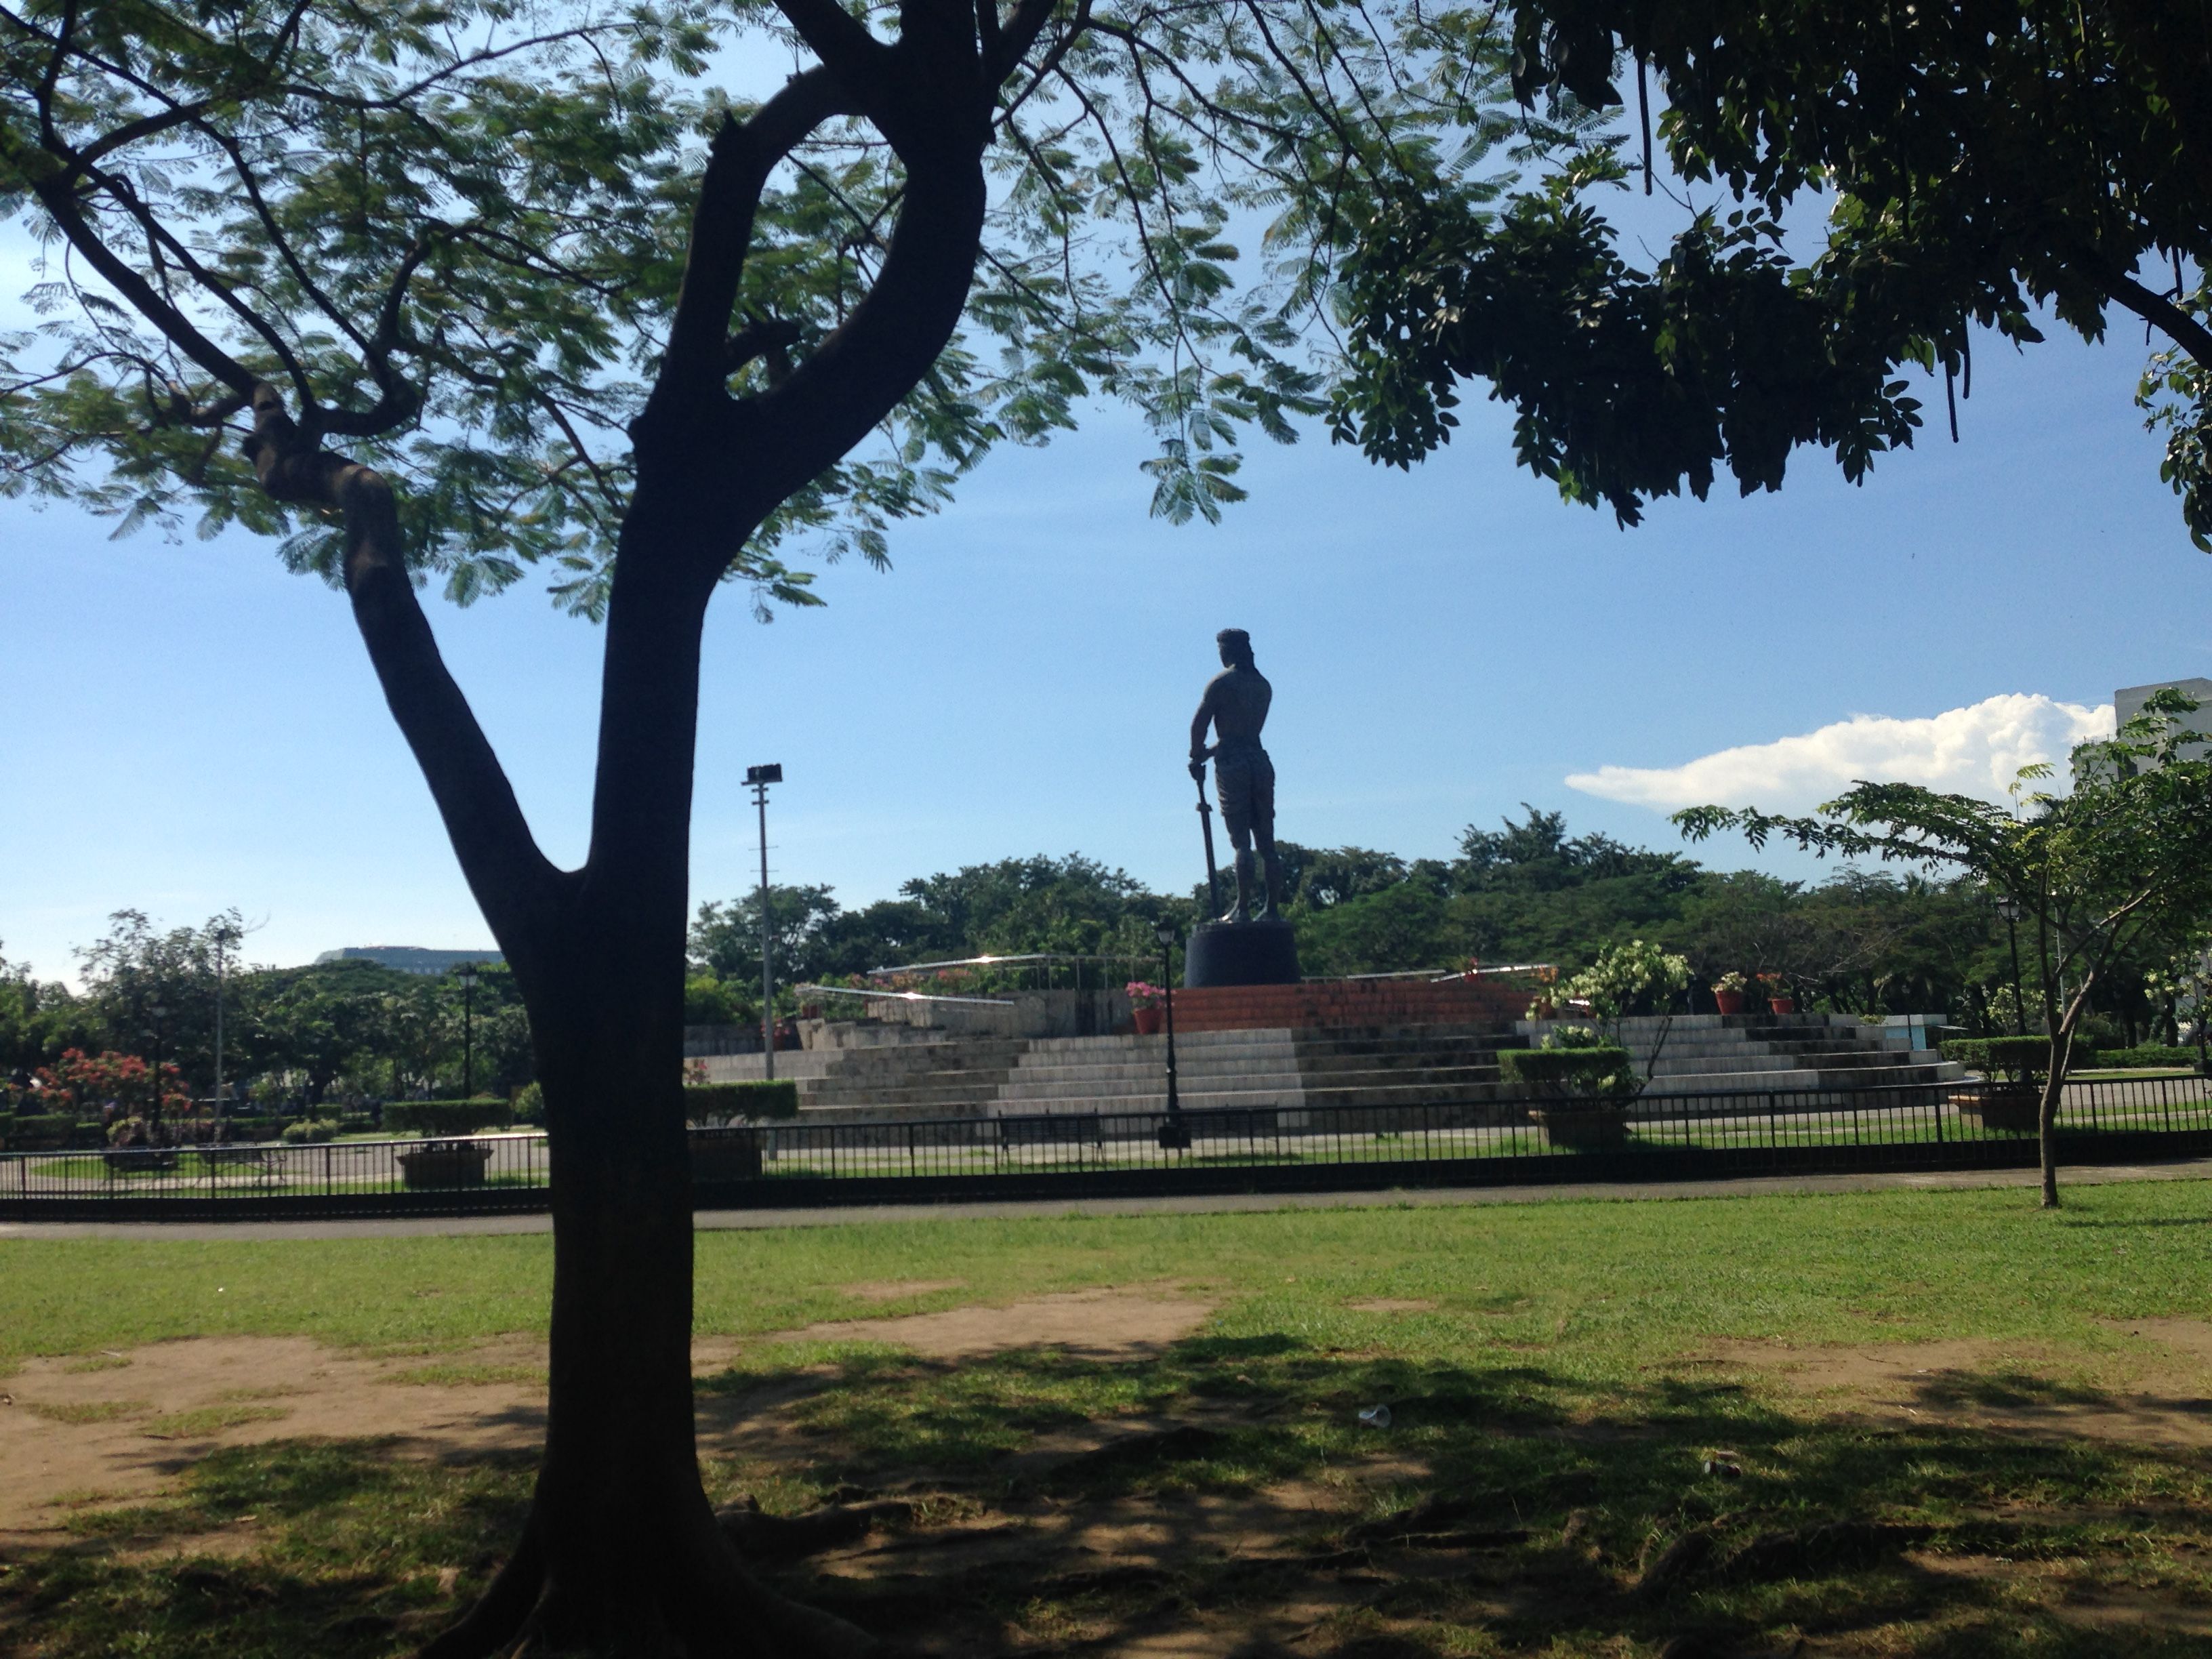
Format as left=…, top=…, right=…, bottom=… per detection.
left=1643, top=1061, right=1963, bottom=1094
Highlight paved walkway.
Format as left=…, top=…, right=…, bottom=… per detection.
left=3, top=1158, right=2207, bottom=1242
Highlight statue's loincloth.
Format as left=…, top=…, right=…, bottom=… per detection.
left=1212, top=741, right=1275, bottom=840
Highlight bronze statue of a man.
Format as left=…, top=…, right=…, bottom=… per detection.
left=1189, top=628, right=1284, bottom=921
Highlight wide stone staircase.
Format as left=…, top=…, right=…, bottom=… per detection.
left=700, top=995, right=1961, bottom=1124
left=1519, top=1013, right=1961, bottom=1099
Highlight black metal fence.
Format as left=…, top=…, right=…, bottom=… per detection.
left=6, top=1073, right=2211, bottom=1221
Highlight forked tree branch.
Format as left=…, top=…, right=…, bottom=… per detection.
left=242, top=386, right=566, bottom=966
left=657, top=66, right=854, bottom=407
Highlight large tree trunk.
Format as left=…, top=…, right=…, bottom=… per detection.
left=241, top=14, right=1012, bottom=1648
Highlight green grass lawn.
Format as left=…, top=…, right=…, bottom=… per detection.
left=5, top=1181, right=2212, bottom=1656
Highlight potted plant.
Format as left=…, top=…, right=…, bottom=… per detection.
left=1127, top=981, right=1166, bottom=1036
left=1712, top=972, right=1748, bottom=1015
left=1501, top=1029, right=1637, bottom=1148
left=1759, top=972, right=1797, bottom=1017
left=1947, top=1036, right=2047, bottom=1132
left=683, top=1079, right=800, bottom=1181
left=398, top=1138, right=495, bottom=1187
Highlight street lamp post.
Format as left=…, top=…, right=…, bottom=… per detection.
left=746, top=764, right=783, bottom=1081
left=1995, top=897, right=2027, bottom=1037
left=211, top=922, right=241, bottom=1114
left=457, top=966, right=478, bottom=1097
left=146, top=1001, right=170, bottom=1140
left=1154, top=920, right=1190, bottom=1151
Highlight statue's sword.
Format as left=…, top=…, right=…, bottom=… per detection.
left=1194, top=766, right=1222, bottom=919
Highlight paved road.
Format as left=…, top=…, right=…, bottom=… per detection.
left=3, top=1157, right=2207, bottom=1242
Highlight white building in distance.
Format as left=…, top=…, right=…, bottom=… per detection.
left=2116, top=677, right=2212, bottom=762
left=312, top=945, right=504, bottom=975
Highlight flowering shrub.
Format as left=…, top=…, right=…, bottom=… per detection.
left=1561, top=942, right=1691, bottom=1022
left=1125, top=981, right=1165, bottom=1010
left=1541, top=1024, right=1603, bottom=1050
left=36, top=1049, right=190, bottom=1121
left=1712, top=971, right=1748, bottom=994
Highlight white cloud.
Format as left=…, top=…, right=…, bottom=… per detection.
left=1566, top=693, right=2116, bottom=813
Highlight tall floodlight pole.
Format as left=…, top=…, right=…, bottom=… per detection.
left=746, top=764, right=783, bottom=1081
left=457, top=965, right=479, bottom=1096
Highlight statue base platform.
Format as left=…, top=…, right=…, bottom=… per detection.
left=1184, top=918, right=1300, bottom=988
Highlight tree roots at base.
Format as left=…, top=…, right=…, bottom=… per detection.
left=416, top=1506, right=882, bottom=1659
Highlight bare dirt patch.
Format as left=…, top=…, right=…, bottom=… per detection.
left=1694, top=1335, right=2212, bottom=1446
left=1344, top=1298, right=1437, bottom=1315
left=778, top=1287, right=1215, bottom=1361
left=0, top=1335, right=551, bottom=1542
left=0, top=1290, right=1215, bottom=1543
left=841, top=1279, right=968, bottom=1303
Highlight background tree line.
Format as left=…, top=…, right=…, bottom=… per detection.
left=686, top=807, right=2196, bottom=1046
left=1, top=914, right=531, bottom=1109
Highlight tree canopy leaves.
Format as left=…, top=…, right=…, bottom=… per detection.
left=0, top=0, right=1592, bottom=613
left=1328, top=0, right=2212, bottom=539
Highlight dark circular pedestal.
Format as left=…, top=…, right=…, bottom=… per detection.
left=1184, top=918, right=1300, bottom=987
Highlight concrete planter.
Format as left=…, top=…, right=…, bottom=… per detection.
left=398, top=1141, right=493, bottom=1189
left=689, top=1128, right=764, bottom=1181
left=102, top=1149, right=180, bottom=1175
left=1529, top=1107, right=1632, bottom=1149
left=1950, top=1083, right=2042, bottom=1133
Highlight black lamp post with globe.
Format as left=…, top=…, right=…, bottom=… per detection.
left=457, top=966, right=479, bottom=1097
left=1994, top=897, right=2028, bottom=1037
left=144, top=1001, right=170, bottom=1141
left=1154, top=920, right=1191, bottom=1151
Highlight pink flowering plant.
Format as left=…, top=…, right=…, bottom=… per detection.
left=1125, top=981, right=1165, bottom=1010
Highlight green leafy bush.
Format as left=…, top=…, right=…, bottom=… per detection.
left=383, top=1097, right=512, bottom=1137
left=1945, top=1036, right=2056, bottom=1082
left=280, top=1119, right=340, bottom=1144
left=514, top=1082, right=546, bottom=1125
left=1499, top=1046, right=1635, bottom=1098
left=684, top=1081, right=799, bottom=1124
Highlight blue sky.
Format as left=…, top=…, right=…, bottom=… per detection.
left=3, top=306, right=2202, bottom=982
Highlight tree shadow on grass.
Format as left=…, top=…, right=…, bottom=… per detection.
left=0, top=1439, right=531, bottom=1659
left=718, top=1331, right=2212, bottom=1657
left=8, top=1339, right=2212, bottom=1658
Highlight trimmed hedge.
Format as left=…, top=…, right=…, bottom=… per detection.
left=684, top=1080, right=800, bottom=1123
left=1942, top=1036, right=2068, bottom=1080
left=0, top=1113, right=82, bottom=1150
left=384, top=1097, right=513, bottom=1136
left=1498, top=1047, right=1635, bottom=1097
left=2087, top=1044, right=2201, bottom=1070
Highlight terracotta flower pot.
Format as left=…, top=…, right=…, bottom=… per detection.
left=1768, top=996, right=1797, bottom=1016
left=1713, top=989, right=1747, bottom=1015
left=1133, top=1006, right=1164, bottom=1036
